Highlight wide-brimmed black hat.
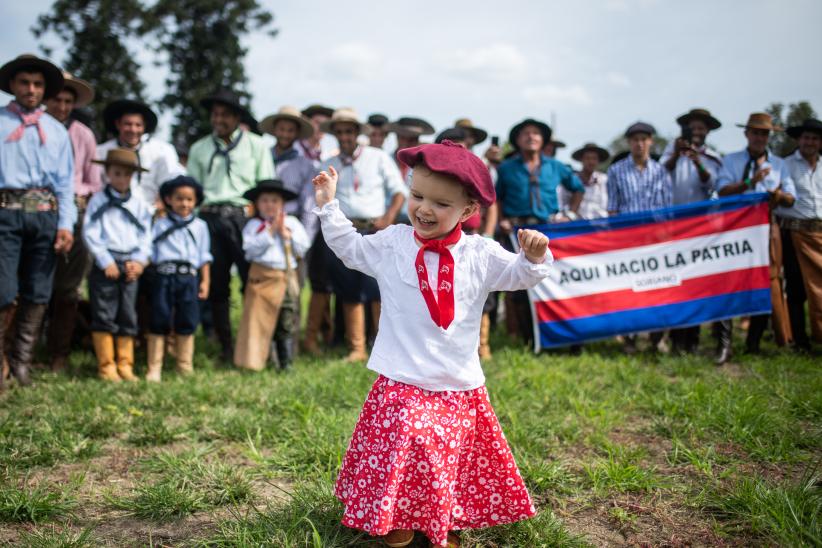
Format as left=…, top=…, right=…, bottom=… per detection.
left=367, top=113, right=389, bottom=127
left=624, top=121, right=656, bottom=138
left=159, top=175, right=204, bottom=206
left=387, top=116, right=435, bottom=137
left=572, top=142, right=610, bottom=163
left=200, top=88, right=252, bottom=121
left=103, top=99, right=158, bottom=135
left=455, top=118, right=488, bottom=145
left=0, top=54, right=64, bottom=100
left=302, top=104, right=334, bottom=118
left=242, top=179, right=298, bottom=202
left=786, top=118, right=822, bottom=139
left=509, top=118, right=552, bottom=151
left=676, top=108, right=721, bottom=130
left=435, top=127, right=468, bottom=144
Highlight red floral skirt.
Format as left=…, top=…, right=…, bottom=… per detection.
left=335, top=375, right=536, bottom=546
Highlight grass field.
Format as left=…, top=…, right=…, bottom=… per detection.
left=0, top=322, right=820, bottom=547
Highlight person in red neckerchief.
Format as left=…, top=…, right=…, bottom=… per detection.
left=312, top=141, right=551, bottom=548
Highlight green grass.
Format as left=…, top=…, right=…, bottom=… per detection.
left=0, top=323, right=819, bottom=545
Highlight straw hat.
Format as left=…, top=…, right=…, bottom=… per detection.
left=60, top=71, right=94, bottom=108
left=320, top=108, right=364, bottom=133
left=259, top=106, right=314, bottom=139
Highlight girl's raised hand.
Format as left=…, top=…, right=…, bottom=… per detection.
left=517, top=228, right=549, bottom=264
left=313, top=165, right=338, bottom=207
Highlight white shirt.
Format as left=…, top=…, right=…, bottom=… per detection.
left=316, top=199, right=552, bottom=391
left=83, top=187, right=153, bottom=269
left=242, top=215, right=311, bottom=270
left=97, top=136, right=185, bottom=208
left=321, top=146, right=407, bottom=220
left=659, top=141, right=722, bottom=204
left=778, top=150, right=822, bottom=221
left=559, top=171, right=609, bottom=219
left=151, top=213, right=213, bottom=268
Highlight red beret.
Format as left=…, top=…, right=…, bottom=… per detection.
left=397, top=140, right=496, bottom=207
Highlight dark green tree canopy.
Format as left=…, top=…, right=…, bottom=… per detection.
left=32, top=0, right=151, bottom=139
left=147, top=0, right=276, bottom=147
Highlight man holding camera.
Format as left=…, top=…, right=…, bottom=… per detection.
left=660, top=109, right=723, bottom=356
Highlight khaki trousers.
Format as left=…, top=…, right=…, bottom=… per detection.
left=234, top=264, right=287, bottom=371
left=791, top=229, right=822, bottom=342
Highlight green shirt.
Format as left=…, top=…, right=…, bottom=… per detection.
left=187, top=128, right=275, bottom=206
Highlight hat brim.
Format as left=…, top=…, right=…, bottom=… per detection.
left=572, top=146, right=609, bottom=163
left=509, top=119, right=552, bottom=151
left=62, top=77, right=94, bottom=108
left=242, top=186, right=299, bottom=203
left=302, top=106, right=335, bottom=118
left=677, top=113, right=721, bottom=130
left=91, top=158, right=149, bottom=172
left=103, top=99, right=158, bottom=135
left=463, top=126, right=488, bottom=144
left=200, top=97, right=252, bottom=122
left=0, top=57, right=64, bottom=100
left=786, top=126, right=822, bottom=139
left=736, top=123, right=783, bottom=132
left=259, top=113, right=314, bottom=139
left=321, top=119, right=363, bottom=134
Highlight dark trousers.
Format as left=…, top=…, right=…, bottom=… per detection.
left=0, top=209, right=58, bottom=307
left=149, top=273, right=200, bottom=335
left=307, top=230, right=336, bottom=293
left=201, top=210, right=249, bottom=302
left=327, top=227, right=380, bottom=304
left=48, top=214, right=92, bottom=358
left=88, top=264, right=139, bottom=336
left=782, top=228, right=808, bottom=347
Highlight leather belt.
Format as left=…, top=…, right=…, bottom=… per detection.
left=155, top=262, right=198, bottom=276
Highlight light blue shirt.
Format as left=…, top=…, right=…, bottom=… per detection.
left=777, top=150, right=821, bottom=220
left=0, top=103, right=76, bottom=230
left=242, top=215, right=310, bottom=270
left=717, top=149, right=796, bottom=197
left=659, top=141, right=722, bottom=205
left=83, top=187, right=153, bottom=269
left=151, top=213, right=213, bottom=268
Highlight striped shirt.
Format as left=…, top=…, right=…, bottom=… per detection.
left=606, top=156, right=672, bottom=214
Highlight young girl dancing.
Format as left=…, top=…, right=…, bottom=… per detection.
left=312, top=140, right=552, bottom=547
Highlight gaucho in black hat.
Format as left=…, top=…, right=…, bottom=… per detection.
left=234, top=178, right=310, bottom=373
left=0, top=53, right=75, bottom=389
left=97, top=97, right=183, bottom=208
left=187, top=89, right=275, bottom=363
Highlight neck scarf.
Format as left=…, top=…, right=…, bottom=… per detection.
left=6, top=102, right=46, bottom=145
left=91, top=185, right=146, bottom=232
left=413, top=223, right=462, bottom=329
left=743, top=149, right=768, bottom=182
left=340, top=146, right=362, bottom=191
left=274, top=147, right=299, bottom=165
left=153, top=213, right=195, bottom=244
left=209, top=130, right=244, bottom=175
left=299, top=139, right=321, bottom=161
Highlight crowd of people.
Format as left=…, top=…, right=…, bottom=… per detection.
left=1, top=52, right=820, bottom=389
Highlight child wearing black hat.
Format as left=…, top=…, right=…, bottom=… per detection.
left=234, top=179, right=310, bottom=371
left=145, top=176, right=212, bottom=381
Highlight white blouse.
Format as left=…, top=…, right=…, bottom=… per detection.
left=242, top=215, right=311, bottom=270
left=316, top=200, right=552, bottom=391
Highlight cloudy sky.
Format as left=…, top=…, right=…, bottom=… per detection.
left=4, top=0, right=822, bottom=162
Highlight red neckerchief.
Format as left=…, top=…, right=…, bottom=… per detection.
left=340, top=146, right=362, bottom=191
left=413, top=223, right=462, bottom=329
left=299, top=139, right=321, bottom=161
left=255, top=215, right=273, bottom=233
left=6, top=101, right=46, bottom=145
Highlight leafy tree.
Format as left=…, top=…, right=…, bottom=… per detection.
left=32, top=0, right=151, bottom=139
left=147, top=0, right=276, bottom=147
left=765, top=101, right=817, bottom=157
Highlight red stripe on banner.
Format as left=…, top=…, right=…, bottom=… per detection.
left=535, top=266, right=770, bottom=323
left=551, top=204, right=768, bottom=260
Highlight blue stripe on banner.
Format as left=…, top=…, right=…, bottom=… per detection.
left=537, top=288, right=771, bottom=348
left=518, top=193, right=769, bottom=241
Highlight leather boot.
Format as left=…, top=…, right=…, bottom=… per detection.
left=47, top=297, right=79, bottom=372
left=145, top=334, right=165, bottom=382
left=342, top=303, right=368, bottom=362
left=92, top=332, right=119, bottom=381
left=211, top=300, right=233, bottom=363
left=303, top=292, right=330, bottom=356
left=276, top=336, right=294, bottom=371
left=746, top=314, right=768, bottom=354
left=714, top=320, right=733, bottom=366
left=8, top=301, right=47, bottom=387
left=175, top=334, right=195, bottom=375
left=479, top=313, right=492, bottom=361
left=115, top=336, right=138, bottom=381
